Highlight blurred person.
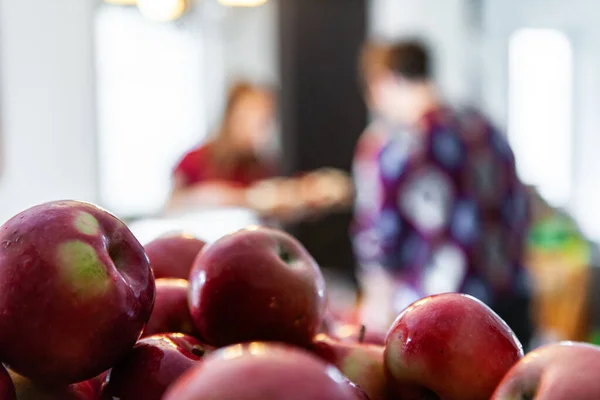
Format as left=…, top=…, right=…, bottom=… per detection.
left=354, top=40, right=533, bottom=345
left=167, top=82, right=278, bottom=212
left=167, top=81, right=352, bottom=222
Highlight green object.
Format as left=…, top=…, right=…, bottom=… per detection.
left=588, top=330, right=600, bottom=346
left=74, top=211, right=100, bottom=236
left=57, top=240, right=110, bottom=298
left=528, top=214, right=591, bottom=265
left=529, top=215, right=577, bottom=249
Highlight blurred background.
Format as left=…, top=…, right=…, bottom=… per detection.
left=0, top=0, right=599, bottom=348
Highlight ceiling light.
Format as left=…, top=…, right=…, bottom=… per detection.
left=218, top=0, right=269, bottom=7
left=137, top=0, right=187, bottom=21
left=104, top=0, right=137, bottom=4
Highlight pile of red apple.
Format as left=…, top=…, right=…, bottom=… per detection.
left=0, top=200, right=598, bottom=399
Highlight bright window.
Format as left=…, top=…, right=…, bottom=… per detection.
left=508, top=28, right=573, bottom=207
left=95, top=5, right=206, bottom=217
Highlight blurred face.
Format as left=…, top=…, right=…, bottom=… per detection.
left=374, top=73, right=418, bottom=125
left=365, top=74, right=387, bottom=117
left=228, top=91, right=275, bottom=153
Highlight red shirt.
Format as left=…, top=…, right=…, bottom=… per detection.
left=174, top=143, right=275, bottom=188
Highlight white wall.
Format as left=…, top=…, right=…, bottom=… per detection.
left=368, top=0, right=477, bottom=106
left=91, top=1, right=278, bottom=218
left=222, top=2, right=278, bottom=85
left=200, top=0, right=279, bottom=131
left=0, top=0, right=98, bottom=224
left=0, top=0, right=278, bottom=223
left=481, top=0, right=600, bottom=241
left=95, top=6, right=206, bottom=217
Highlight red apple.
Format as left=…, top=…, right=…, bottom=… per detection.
left=143, top=279, right=197, bottom=338
left=145, top=233, right=206, bottom=280
left=385, top=293, right=523, bottom=400
left=188, top=227, right=326, bottom=348
left=163, top=343, right=368, bottom=400
left=492, top=342, right=600, bottom=399
left=0, top=365, right=15, bottom=400
left=101, top=333, right=212, bottom=400
left=9, top=369, right=97, bottom=399
left=0, top=200, right=155, bottom=384
left=313, top=333, right=388, bottom=400
left=88, top=371, right=108, bottom=398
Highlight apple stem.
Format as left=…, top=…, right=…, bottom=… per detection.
left=359, top=325, right=366, bottom=344
left=191, top=346, right=206, bottom=358
left=278, top=245, right=293, bottom=263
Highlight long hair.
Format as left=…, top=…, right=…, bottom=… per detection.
left=210, top=81, right=273, bottom=169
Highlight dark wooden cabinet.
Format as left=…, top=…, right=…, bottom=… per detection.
left=278, top=0, right=368, bottom=286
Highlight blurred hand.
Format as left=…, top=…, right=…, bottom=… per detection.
left=246, top=178, right=307, bottom=222
left=299, top=168, right=353, bottom=211
left=246, top=168, right=353, bottom=222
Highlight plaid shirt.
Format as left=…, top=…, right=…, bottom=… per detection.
left=352, top=107, right=530, bottom=312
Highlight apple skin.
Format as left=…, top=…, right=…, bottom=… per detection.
left=143, top=279, right=197, bottom=338
left=385, top=293, right=523, bottom=400
left=145, top=234, right=206, bottom=280
left=492, top=342, right=600, bottom=400
left=313, top=333, right=388, bottom=400
left=163, top=343, right=369, bottom=400
left=0, top=200, right=155, bottom=384
left=88, top=371, right=108, bottom=398
left=9, top=369, right=97, bottom=400
left=101, top=333, right=212, bottom=400
left=188, top=227, right=326, bottom=348
left=0, top=365, right=15, bottom=400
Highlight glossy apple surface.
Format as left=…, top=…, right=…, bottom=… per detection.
left=163, top=343, right=368, bottom=400
left=145, top=234, right=205, bottom=280
left=492, top=342, right=600, bottom=400
left=102, top=333, right=211, bottom=400
left=0, top=200, right=155, bottom=384
left=188, top=227, right=326, bottom=347
left=385, top=293, right=523, bottom=400
left=313, top=333, right=388, bottom=400
left=143, top=279, right=197, bottom=337
left=88, top=371, right=108, bottom=398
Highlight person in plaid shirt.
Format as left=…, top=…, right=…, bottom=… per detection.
left=355, top=41, right=533, bottom=345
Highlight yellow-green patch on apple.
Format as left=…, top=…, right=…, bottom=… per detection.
left=56, top=240, right=110, bottom=297
left=74, top=211, right=100, bottom=236
left=342, top=347, right=384, bottom=379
